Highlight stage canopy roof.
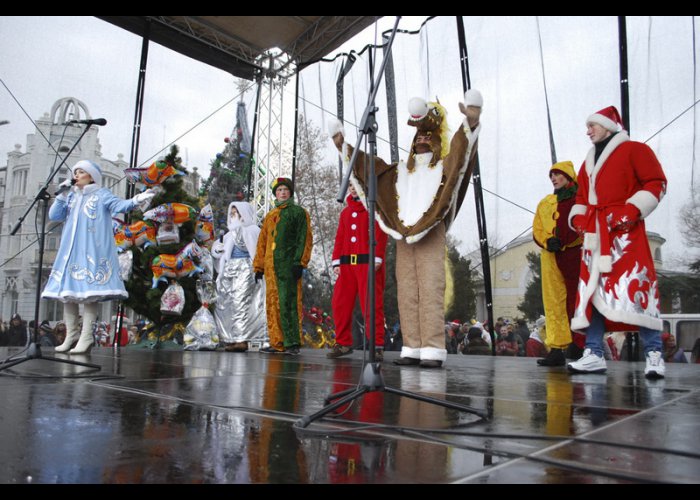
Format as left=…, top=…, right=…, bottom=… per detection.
left=98, top=16, right=379, bottom=80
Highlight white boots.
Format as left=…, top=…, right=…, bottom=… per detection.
left=54, top=302, right=81, bottom=353
left=70, top=302, right=97, bottom=354
left=54, top=302, right=97, bottom=354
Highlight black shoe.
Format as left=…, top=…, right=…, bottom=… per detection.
left=260, top=346, right=285, bottom=354
left=374, top=348, right=384, bottom=362
left=326, top=344, right=353, bottom=359
left=393, top=356, right=420, bottom=366
left=285, top=346, right=300, bottom=356
left=537, top=348, right=566, bottom=367
left=419, top=359, right=443, bottom=369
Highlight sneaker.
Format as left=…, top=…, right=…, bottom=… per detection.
left=644, top=350, right=665, bottom=379
left=374, top=348, right=384, bottom=362
left=326, top=344, right=353, bottom=359
left=567, top=348, right=607, bottom=374
left=537, top=348, right=566, bottom=367
left=285, top=346, right=300, bottom=356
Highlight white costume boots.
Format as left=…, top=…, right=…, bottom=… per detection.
left=70, top=302, right=98, bottom=354
left=55, top=302, right=81, bottom=353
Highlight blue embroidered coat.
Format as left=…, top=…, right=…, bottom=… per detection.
left=42, top=184, right=136, bottom=303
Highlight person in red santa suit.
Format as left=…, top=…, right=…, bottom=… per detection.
left=567, top=105, right=667, bottom=379
left=328, top=183, right=388, bottom=361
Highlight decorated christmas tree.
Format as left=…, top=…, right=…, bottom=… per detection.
left=201, top=101, right=252, bottom=228
left=122, top=145, right=205, bottom=338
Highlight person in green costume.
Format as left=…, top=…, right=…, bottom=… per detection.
left=253, top=177, right=313, bottom=355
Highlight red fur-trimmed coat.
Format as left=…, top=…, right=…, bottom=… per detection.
left=568, top=132, right=667, bottom=333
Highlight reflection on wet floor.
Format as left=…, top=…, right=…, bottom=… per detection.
left=0, top=346, right=698, bottom=483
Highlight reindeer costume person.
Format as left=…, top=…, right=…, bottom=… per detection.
left=331, top=90, right=482, bottom=368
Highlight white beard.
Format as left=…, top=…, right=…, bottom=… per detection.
left=396, top=152, right=442, bottom=227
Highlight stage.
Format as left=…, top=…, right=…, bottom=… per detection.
left=0, top=345, right=698, bottom=484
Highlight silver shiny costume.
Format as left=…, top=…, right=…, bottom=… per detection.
left=212, top=202, right=267, bottom=344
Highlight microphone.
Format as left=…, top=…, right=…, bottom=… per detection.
left=55, top=179, right=76, bottom=196
left=66, top=118, right=107, bottom=126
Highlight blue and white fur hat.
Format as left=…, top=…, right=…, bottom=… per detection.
left=71, top=160, right=102, bottom=186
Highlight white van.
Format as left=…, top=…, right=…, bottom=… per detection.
left=660, top=314, right=700, bottom=362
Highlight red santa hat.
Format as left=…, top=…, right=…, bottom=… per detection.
left=586, top=106, right=624, bottom=132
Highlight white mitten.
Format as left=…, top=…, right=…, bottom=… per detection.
left=56, top=178, right=74, bottom=200
left=210, top=240, right=225, bottom=259
left=459, top=89, right=483, bottom=129
left=132, top=189, right=155, bottom=209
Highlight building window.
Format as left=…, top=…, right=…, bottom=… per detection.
left=12, top=169, right=28, bottom=196
left=42, top=300, right=63, bottom=322
left=9, top=290, right=19, bottom=316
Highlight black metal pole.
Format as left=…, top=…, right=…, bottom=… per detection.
left=291, top=69, right=300, bottom=185
left=618, top=16, right=631, bottom=134
left=246, top=78, right=262, bottom=202
left=455, top=16, right=495, bottom=352
left=114, top=18, right=151, bottom=349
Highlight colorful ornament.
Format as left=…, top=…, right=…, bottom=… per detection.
left=113, top=219, right=157, bottom=252
left=143, top=203, right=198, bottom=226
left=124, top=160, right=185, bottom=187
left=150, top=240, right=205, bottom=288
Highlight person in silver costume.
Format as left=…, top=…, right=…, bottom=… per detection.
left=211, top=201, right=266, bottom=351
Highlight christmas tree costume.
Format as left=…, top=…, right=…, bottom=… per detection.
left=211, top=201, right=266, bottom=350
left=331, top=91, right=482, bottom=367
left=253, top=179, right=312, bottom=352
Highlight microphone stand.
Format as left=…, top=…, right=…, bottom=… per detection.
left=296, top=17, right=485, bottom=428
left=0, top=124, right=100, bottom=373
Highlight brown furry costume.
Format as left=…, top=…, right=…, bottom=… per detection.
left=331, top=91, right=482, bottom=365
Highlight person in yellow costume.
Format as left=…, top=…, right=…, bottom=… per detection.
left=532, top=161, right=584, bottom=366
left=253, top=177, right=313, bottom=355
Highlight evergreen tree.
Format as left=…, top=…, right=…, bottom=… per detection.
left=203, top=101, right=251, bottom=230
left=518, top=251, right=544, bottom=320
left=444, top=236, right=477, bottom=323
left=124, top=145, right=202, bottom=333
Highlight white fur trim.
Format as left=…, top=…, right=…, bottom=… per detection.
left=583, top=232, right=599, bottom=251
left=420, top=346, right=447, bottom=362
left=571, top=315, right=590, bottom=332
left=587, top=113, right=621, bottom=133
left=465, top=89, right=483, bottom=107
left=569, top=204, right=587, bottom=230
left=584, top=132, right=629, bottom=183
left=400, top=346, right=421, bottom=360
left=627, top=190, right=659, bottom=219
left=598, top=255, right=612, bottom=273
left=328, top=119, right=345, bottom=138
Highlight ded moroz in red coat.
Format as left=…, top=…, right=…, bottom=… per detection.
left=568, top=131, right=667, bottom=333
left=331, top=193, right=388, bottom=346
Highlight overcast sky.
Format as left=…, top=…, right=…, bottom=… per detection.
left=1, top=16, right=697, bottom=271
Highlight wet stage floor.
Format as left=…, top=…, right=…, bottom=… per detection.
left=0, top=345, right=698, bottom=484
